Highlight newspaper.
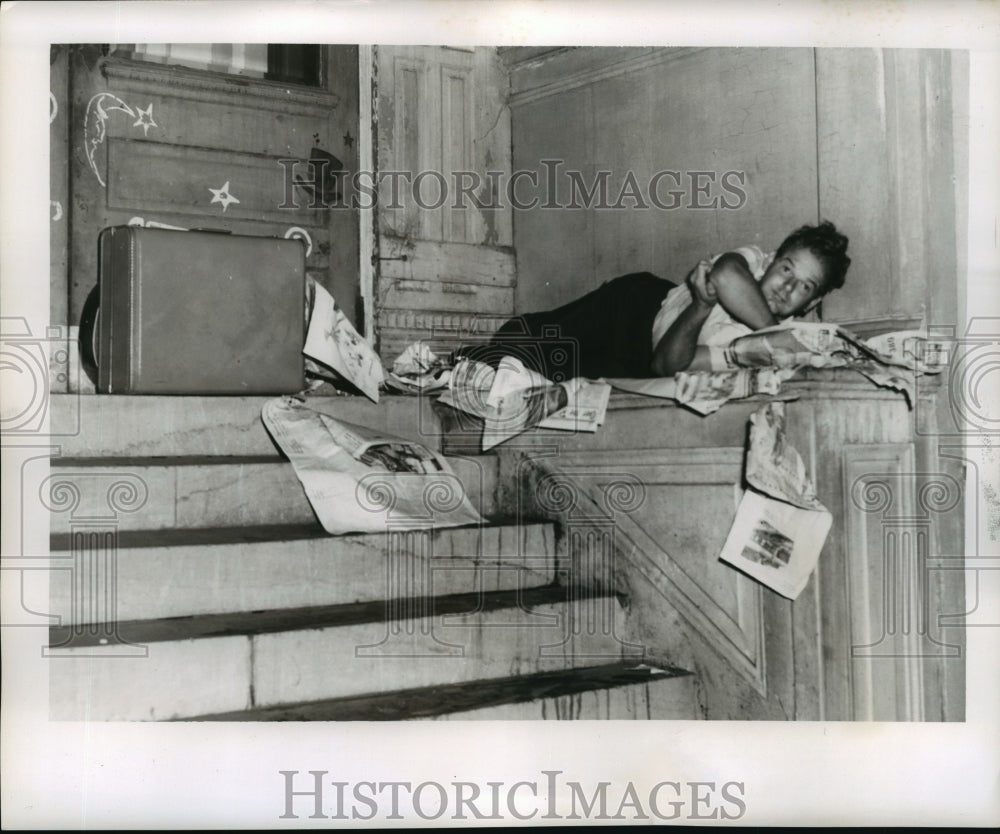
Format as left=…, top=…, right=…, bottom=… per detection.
left=671, top=367, right=792, bottom=415
left=437, top=356, right=497, bottom=417
left=383, top=341, right=452, bottom=394
left=536, top=377, right=611, bottom=432
left=302, top=279, right=384, bottom=402
left=744, top=401, right=825, bottom=511
left=718, top=402, right=832, bottom=599
left=851, top=329, right=948, bottom=404
left=608, top=324, right=946, bottom=412
left=261, top=396, right=483, bottom=534
left=727, top=321, right=950, bottom=405
left=719, top=489, right=832, bottom=600
left=863, top=329, right=949, bottom=373
left=481, top=356, right=569, bottom=449
left=728, top=320, right=875, bottom=369
left=438, top=356, right=610, bottom=449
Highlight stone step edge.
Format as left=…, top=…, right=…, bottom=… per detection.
left=49, top=583, right=623, bottom=649
left=50, top=452, right=497, bottom=467
left=186, top=661, right=693, bottom=721
left=50, top=518, right=553, bottom=551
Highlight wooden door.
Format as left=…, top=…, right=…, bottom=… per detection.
left=53, top=44, right=361, bottom=343
left=372, top=45, right=514, bottom=364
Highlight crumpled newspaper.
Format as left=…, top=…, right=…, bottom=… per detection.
left=864, top=330, right=949, bottom=373
left=728, top=321, right=947, bottom=406
left=438, top=356, right=610, bottom=449
left=384, top=341, right=451, bottom=394
left=745, top=401, right=825, bottom=511
left=719, top=401, right=832, bottom=600
left=612, top=323, right=948, bottom=413
left=672, top=367, right=793, bottom=416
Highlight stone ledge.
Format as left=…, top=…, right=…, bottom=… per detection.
left=49, top=393, right=445, bottom=457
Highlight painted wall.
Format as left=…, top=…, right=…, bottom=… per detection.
left=507, top=47, right=820, bottom=316
left=816, top=48, right=963, bottom=334
left=506, top=47, right=965, bottom=337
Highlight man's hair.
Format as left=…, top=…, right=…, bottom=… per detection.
left=775, top=220, right=851, bottom=294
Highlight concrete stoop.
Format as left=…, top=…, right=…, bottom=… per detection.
left=47, top=394, right=698, bottom=721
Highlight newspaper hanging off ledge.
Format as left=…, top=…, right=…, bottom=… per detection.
left=719, top=401, right=832, bottom=599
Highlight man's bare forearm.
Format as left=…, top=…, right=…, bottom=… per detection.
left=650, top=298, right=713, bottom=376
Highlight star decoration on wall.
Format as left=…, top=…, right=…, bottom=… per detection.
left=208, top=181, right=240, bottom=212
left=132, top=103, right=157, bottom=136
left=343, top=130, right=354, bottom=150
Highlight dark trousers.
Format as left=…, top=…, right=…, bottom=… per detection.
left=458, top=272, right=675, bottom=380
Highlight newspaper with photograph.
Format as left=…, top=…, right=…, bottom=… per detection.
left=719, top=402, right=832, bottom=599
left=302, top=278, right=384, bottom=402
left=261, top=396, right=482, bottom=534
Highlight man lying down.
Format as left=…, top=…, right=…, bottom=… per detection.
left=457, top=221, right=851, bottom=381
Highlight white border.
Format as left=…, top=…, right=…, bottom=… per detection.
left=2, top=0, right=998, bottom=828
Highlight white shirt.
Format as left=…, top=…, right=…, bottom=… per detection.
left=650, top=245, right=774, bottom=350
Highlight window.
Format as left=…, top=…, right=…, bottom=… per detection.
left=110, top=44, right=323, bottom=87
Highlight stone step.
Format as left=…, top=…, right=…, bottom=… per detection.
left=190, top=662, right=697, bottom=721
left=48, top=519, right=556, bottom=626
left=48, top=586, right=647, bottom=721
left=46, top=454, right=499, bottom=533
left=50, top=393, right=445, bottom=457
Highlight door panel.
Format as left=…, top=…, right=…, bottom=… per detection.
left=374, top=46, right=514, bottom=364
left=60, top=45, right=359, bottom=331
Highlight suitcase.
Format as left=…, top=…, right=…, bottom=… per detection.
left=94, top=226, right=306, bottom=394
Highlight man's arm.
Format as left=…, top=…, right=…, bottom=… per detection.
left=709, top=252, right=777, bottom=331
left=651, top=250, right=777, bottom=376
left=650, top=301, right=714, bottom=376
left=650, top=260, right=716, bottom=376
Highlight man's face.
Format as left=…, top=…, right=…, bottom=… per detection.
left=759, top=246, right=826, bottom=318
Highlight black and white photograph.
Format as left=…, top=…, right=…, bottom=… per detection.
left=2, top=0, right=998, bottom=828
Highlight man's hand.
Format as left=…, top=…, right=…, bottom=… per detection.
left=651, top=259, right=718, bottom=377
left=688, top=258, right=718, bottom=308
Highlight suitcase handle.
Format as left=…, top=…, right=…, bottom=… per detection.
left=79, top=284, right=100, bottom=385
